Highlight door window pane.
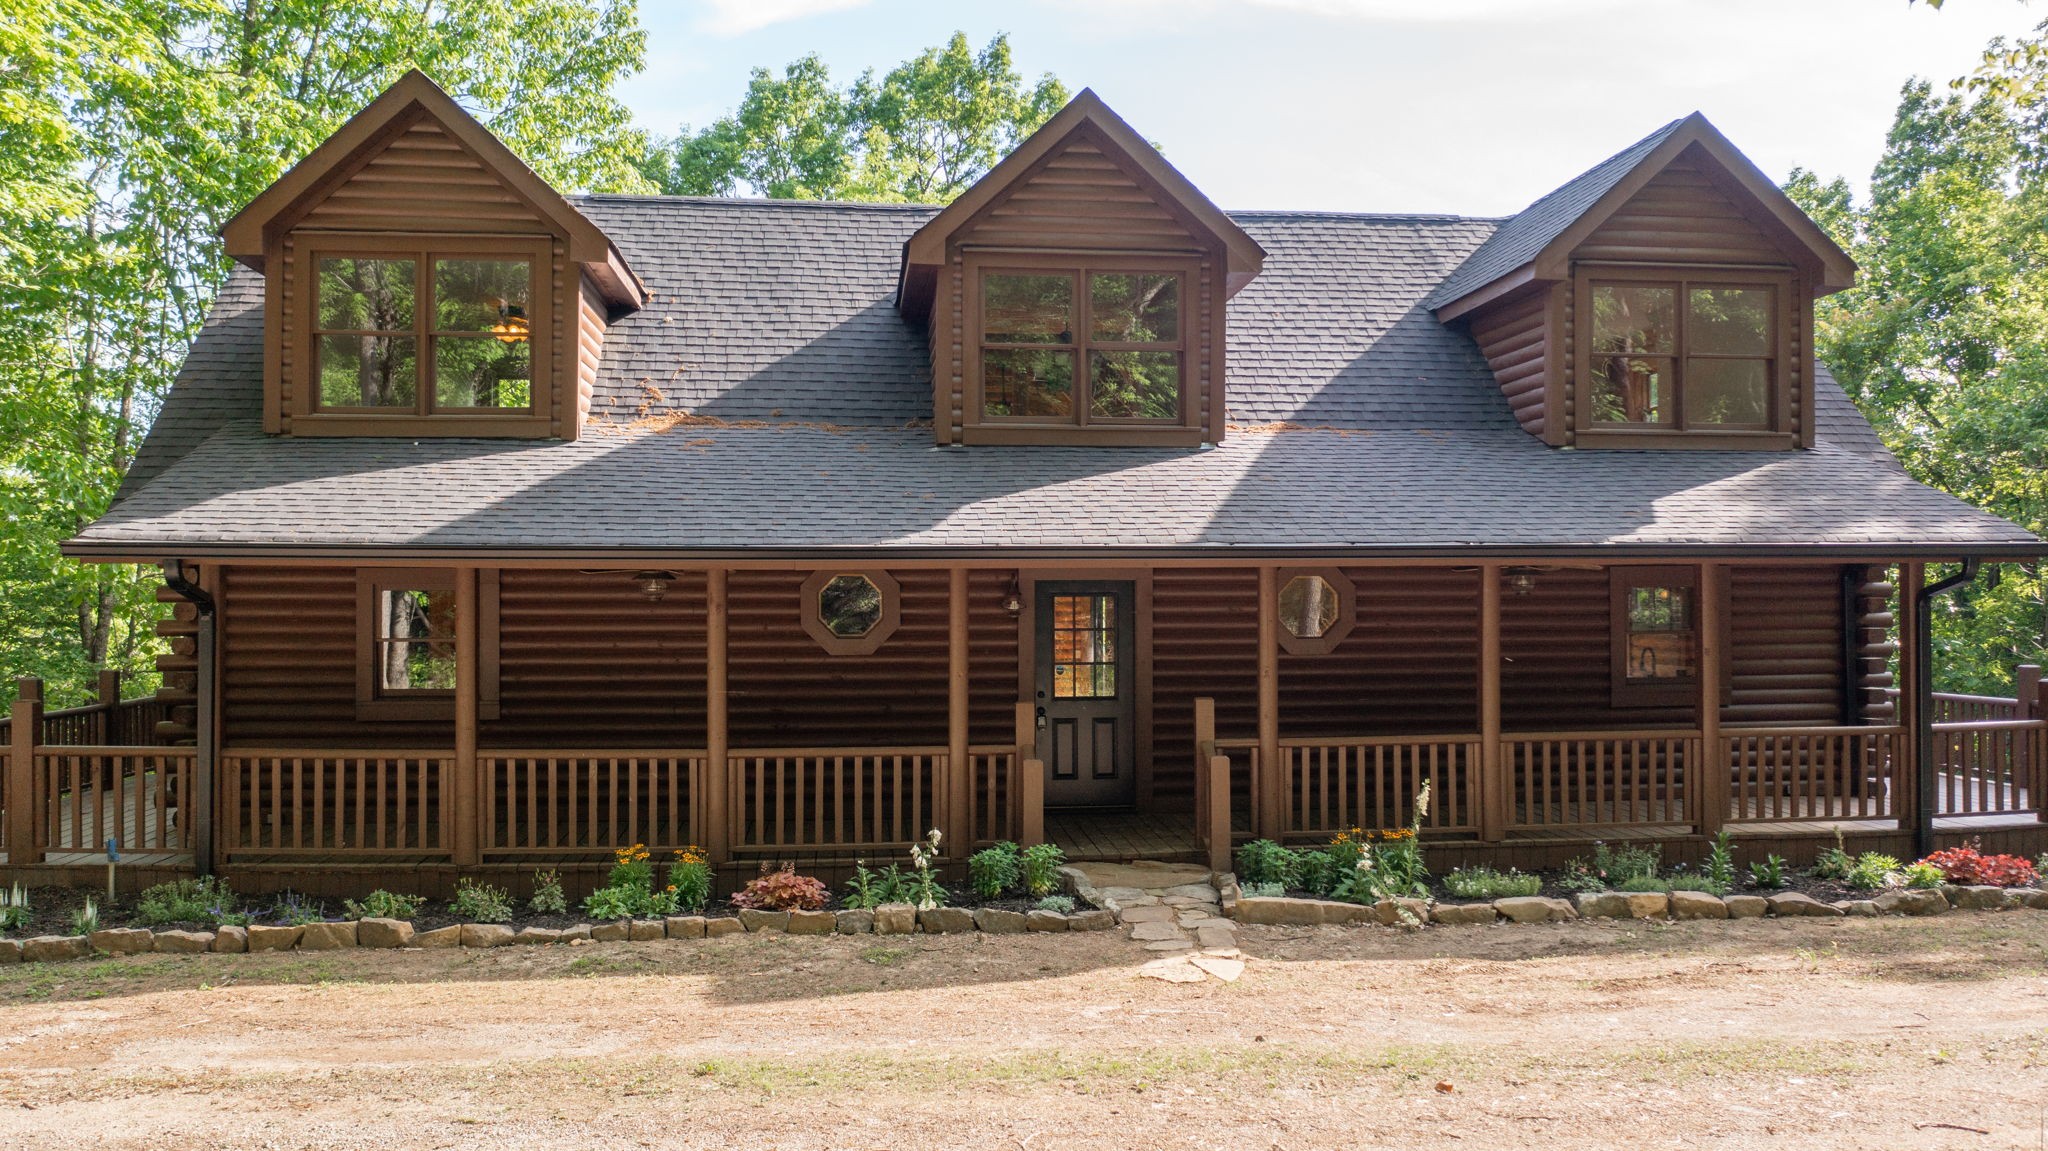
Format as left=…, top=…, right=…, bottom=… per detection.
left=375, top=587, right=455, bottom=693
left=319, top=334, right=417, bottom=407
left=1591, top=285, right=1675, bottom=354
left=1051, top=594, right=1117, bottom=699
left=1687, top=287, right=1770, bottom=355
left=1625, top=586, right=1695, bottom=682
left=983, top=348, right=1074, bottom=417
left=983, top=274, right=1073, bottom=343
left=1685, top=358, right=1769, bottom=426
left=1088, top=351, right=1179, bottom=420
left=1089, top=273, right=1179, bottom=342
left=319, top=258, right=414, bottom=331
left=1590, top=356, right=1669, bottom=424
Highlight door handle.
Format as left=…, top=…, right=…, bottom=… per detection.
left=1035, top=705, right=1047, bottom=729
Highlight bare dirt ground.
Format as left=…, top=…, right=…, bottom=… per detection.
left=0, top=913, right=2044, bottom=1150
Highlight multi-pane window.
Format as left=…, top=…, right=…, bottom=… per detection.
left=1589, top=279, right=1775, bottom=430
left=316, top=254, right=533, bottom=413
left=1610, top=568, right=1702, bottom=707
left=1050, top=594, right=1119, bottom=698
left=981, top=267, right=1184, bottom=425
left=371, top=585, right=456, bottom=697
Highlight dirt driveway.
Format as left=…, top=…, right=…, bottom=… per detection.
left=0, top=913, right=2043, bottom=1149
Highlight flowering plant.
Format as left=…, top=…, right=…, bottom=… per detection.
left=1919, top=841, right=2038, bottom=888
left=1331, top=782, right=1432, bottom=903
left=667, top=846, right=714, bottom=912
left=731, top=862, right=829, bottom=911
left=905, top=828, right=948, bottom=909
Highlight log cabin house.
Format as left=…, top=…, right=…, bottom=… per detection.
left=10, top=71, right=2046, bottom=896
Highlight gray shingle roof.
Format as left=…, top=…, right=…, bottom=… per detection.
left=1424, top=118, right=1685, bottom=310
left=85, top=195, right=2041, bottom=559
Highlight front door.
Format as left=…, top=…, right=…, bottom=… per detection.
left=1036, top=582, right=1136, bottom=806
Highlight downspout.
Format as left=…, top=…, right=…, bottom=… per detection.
left=160, top=560, right=217, bottom=876
left=1914, top=558, right=1980, bottom=860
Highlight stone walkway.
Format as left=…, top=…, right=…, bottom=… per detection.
left=1067, top=861, right=1245, bottom=985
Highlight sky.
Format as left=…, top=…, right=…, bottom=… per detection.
left=615, top=0, right=2045, bottom=216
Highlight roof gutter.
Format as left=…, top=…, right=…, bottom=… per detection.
left=1913, top=558, right=1981, bottom=859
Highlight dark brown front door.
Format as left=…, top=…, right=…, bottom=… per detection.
left=1036, top=582, right=1136, bottom=806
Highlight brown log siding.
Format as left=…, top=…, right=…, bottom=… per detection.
left=1467, top=290, right=1550, bottom=439
left=1572, top=150, right=1785, bottom=266
left=297, top=118, right=551, bottom=236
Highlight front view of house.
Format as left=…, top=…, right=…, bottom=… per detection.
left=13, top=72, right=2043, bottom=893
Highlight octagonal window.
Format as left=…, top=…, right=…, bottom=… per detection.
left=818, top=574, right=883, bottom=638
left=1279, top=575, right=1340, bottom=639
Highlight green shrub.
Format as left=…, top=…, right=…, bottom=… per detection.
left=1705, top=830, right=1736, bottom=891
left=451, top=878, right=515, bottom=923
left=72, top=896, right=99, bottom=935
left=136, top=877, right=243, bottom=927
left=667, top=849, right=713, bottom=913
left=1901, top=861, right=1945, bottom=889
left=1845, top=852, right=1903, bottom=891
left=1293, top=849, right=1337, bottom=896
left=731, top=863, right=829, bottom=911
left=1665, top=874, right=1726, bottom=894
left=1748, top=854, right=1787, bottom=889
left=1329, top=783, right=1433, bottom=903
left=843, top=861, right=912, bottom=909
left=268, top=891, right=325, bottom=926
left=1234, top=839, right=1293, bottom=887
left=529, top=869, right=567, bottom=915
left=0, top=883, right=28, bottom=932
left=969, top=842, right=1022, bottom=900
left=1442, top=866, right=1540, bottom=900
left=1034, top=894, right=1076, bottom=914
left=343, top=890, right=424, bottom=920
left=1241, top=881, right=1285, bottom=898
left=1020, top=842, right=1066, bottom=898
left=1813, top=832, right=1853, bottom=881
left=605, top=844, right=655, bottom=892
left=1617, top=874, right=1671, bottom=893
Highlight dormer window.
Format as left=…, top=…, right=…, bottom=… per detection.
left=1584, top=272, right=1781, bottom=433
left=313, top=246, right=537, bottom=415
left=977, top=260, right=1188, bottom=426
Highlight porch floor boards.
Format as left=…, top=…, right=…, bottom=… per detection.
left=1045, top=809, right=1202, bottom=863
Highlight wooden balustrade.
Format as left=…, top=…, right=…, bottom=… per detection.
left=1279, top=735, right=1479, bottom=840
left=484, top=751, right=704, bottom=856
left=1931, top=691, right=2021, bottom=724
left=729, top=747, right=944, bottom=854
left=967, top=748, right=1019, bottom=847
left=1723, top=726, right=1903, bottom=822
left=34, top=746, right=195, bottom=854
left=221, top=750, right=450, bottom=858
left=1506, top=730, right=1696, bottom=829
left=1932, top=719, right=2046, bottom=818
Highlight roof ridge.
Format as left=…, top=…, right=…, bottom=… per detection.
left=572, top=193, right=943, bottom=211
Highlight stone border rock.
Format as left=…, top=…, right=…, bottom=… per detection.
left=0, top=902, right=1118, bottom=965
left=1229, top=883, right=2048, bottom=928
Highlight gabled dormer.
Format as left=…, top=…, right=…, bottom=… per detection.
left=899, top=91, right=1265, bottom=446
left=1430, top=114, right=1855, bottom=450
left=222, top=71, right=643, bottom=440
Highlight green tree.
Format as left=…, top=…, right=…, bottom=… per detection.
left=0, top=0, right=653, bottom=706
left=645, top=32, right=1067, bottom=203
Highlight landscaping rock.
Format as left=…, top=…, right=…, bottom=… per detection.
left=1766, top=892, right=1842, bottom=918
left=1026, top=909, right=1069, bottom=932
left=975, top=908, right=1028, bottom=934
left=211, top=924, right=248, bottom=952
left=1835, top=900, right=1880, bottom=917
left=22, top=936, right=88, bottom=962
left=1622, top=892, right=1670, bottom=919
left=873, top=904, right=917, bottom=935
left=737, top=909, right=789, bottom=933
left=459, top=923, right=516, bottom=948
left=629, top=919, right=666, bottom=941
left=786, top=910, right=835, bottom=935
left=589, top=920, right=632, bottom=941
left=2017, top=889, right=2048, bottom=910
left=1669, top=891, right=1728, bottom=920
left=666, top=916, right=707, bottom=939
left=1118, top=904, right=1175, bottom=924
left=1162, top=883, right=1220, bottom=901
left=298, top=921, right=357, bottom=951
left=703, top=917, right=744, bottom=938
left=1723, top=895, right=1768, bottom=919
left=356, top=918, right=414, bottom=949
left=1430, top=903, right=1497, bottom=926
left=1574, top=892, right=1630, bottom=919
left=918, top=907, right=975, bottom=934
left=514, top=927, right=562, bottom=945
left=1129, top=921, right=1184, bottom=942
left=1873, top=888, right=1948, bottom=917
left=413, top=925, right=461, bottom=949
left=153, top=929, right=214, bottom=954
left=88, top=927, right=153, bottom=955
left=1494, top=896, right=1575, bottom=923
left=1195, top=925, right=1239, bottom=949
left=1373, top=898, right=1431, bottom=927
left=1950, top=885, right=2008, bottom=911
left=247, top=924, right=303, bottom=951
left=1188, top=954, right=1246, bottom=983
left=1234, top=896, right=1338, bottom=926
left=1067, top=909, right=1116, bottom=931
left=0, top=938, right=20, bottom=963
left=834, top=910, right=874, bottom=935
left=558, top=924, right=592, bottom=942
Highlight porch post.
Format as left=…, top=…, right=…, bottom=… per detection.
left=7, top=679, right=42, bottom=865
left=453, top=566, right=480, bottom=866
left=2016, top=663, right=2042, bottom=825
left=1478, top=565, right=1503, bottom=842
left=1016, top=701, right=1043, bottom=847
left=1895, top=562, right=1925, bottom=836
left=1256, top=565, right=1283, bottom=841
left=947, top=567, right=971, bottom=851
left=1696, top=562, right=1726, bottom=838
left=702, top=568, right=730, bottom=861
left=94, top=669, right=120, bottom=745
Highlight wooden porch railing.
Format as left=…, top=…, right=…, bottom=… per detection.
left=1276, top=735, right=1480, bottom=839
left=1506, top=730, right=1697, bottom=829
left=0, top=673, right=170, bottom=749
left=34, top=746, right=195, bottom=856
left=1932, top=691, right=2022, bottom=724
left=220, top=749, right=451, bottom=858
left=1933, top=718, right=2046, bottom=818
left=1723, top=725, right=1904, bottom=822
left=483, top=751, right=704, bottom=856
left=967, top=746, right=1021, bottom=848
left=728, top=746, right=979, bottom=855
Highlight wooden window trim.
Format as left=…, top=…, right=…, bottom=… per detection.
left=355, top=568, right=499, bottom=721
left=1274, top=566, right=1356, bottom=656
left=965, top=251, right=1199, bottom=437
left=799, top=569, right=902, bottom=656
left=292, top=232, right=553, bottom=436
left=1609, top=565, right=1730, bottom=708
left=1572, top=264, right=1793, bottom=443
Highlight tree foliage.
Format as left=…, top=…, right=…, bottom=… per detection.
left=640, top=32, right=1068, bottom=203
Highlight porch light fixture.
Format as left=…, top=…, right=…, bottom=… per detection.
left=490, top=303, right=530, bottom=344
left=633, top=570, right=676, bottom=602
left=1508, top=569, right=1538, bottom=597
left=1002, top=576, right=1023, bottom=617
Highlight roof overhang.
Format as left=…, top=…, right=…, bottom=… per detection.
left=895, top=88, right=1265, bottom=318
left=219, top=69, right=645, bottom=311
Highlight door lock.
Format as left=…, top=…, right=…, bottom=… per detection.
left=1035, top=705, right=1048, bottom=729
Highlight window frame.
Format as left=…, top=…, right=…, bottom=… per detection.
left=1274, top=566, right=1357, bottom=656
left=964, top=251, right=1199, bottom=443
left=1573, top=265, right=1794, bottom=449
left=292, top=232, right=553, bottom=436
left=354, top=568, right=499, bottom=721
left=799, top=569, right=902, bottom=656
left=1608, top=565, right=1733, bottom=709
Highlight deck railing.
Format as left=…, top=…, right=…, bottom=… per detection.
left=221, top=749, right=451, bottom=858
left=484, top=750, right=704, bottom=856
left=1933, top=718, right=2046, bottom=818
left=966, top=747, right=1021, bottom=847
left=1723, top=725, right=1904, bottom=822
left=34, top=746, right=195, bottom=855
left=1932, top=691, right=2022, bottom=724
left=1275, top=735, right=1480, bottom=839
left=1507, top=730, right=1697, bottom=830
left=729, top=746, right=964, bottom=855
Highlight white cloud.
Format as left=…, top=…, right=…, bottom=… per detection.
left=696, top=0, right=873, bottom=37
left=1242, top=0, right=1630, bottom=21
